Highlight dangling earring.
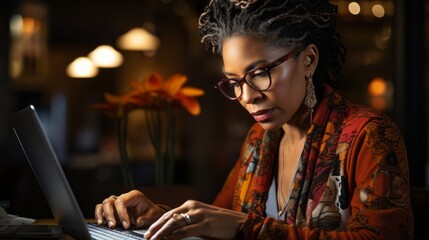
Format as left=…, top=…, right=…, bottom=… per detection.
left=305, top=74, right=317, bottom=123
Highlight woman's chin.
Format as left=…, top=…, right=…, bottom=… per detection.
left=257, top=121, right=283, bottom=132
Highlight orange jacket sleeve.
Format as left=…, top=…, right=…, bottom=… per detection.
left=212, top=157, right=242, bottom=209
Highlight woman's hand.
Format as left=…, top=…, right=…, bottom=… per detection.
left=144, top=200, right=246, bottom=240
left=94, top=190, right=166, bottom=229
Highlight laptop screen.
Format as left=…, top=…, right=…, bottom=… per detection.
left=11, top=105, right=91, bottom=240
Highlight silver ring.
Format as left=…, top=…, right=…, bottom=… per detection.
left=180, top=213, right=191, bottom=225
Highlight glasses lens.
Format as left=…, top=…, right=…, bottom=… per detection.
left=218, top=79, right=241, bottom=99
left=246, top=69, right=271, bottom=91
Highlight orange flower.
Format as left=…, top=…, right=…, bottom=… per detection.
left=129, top=73, right=163, bottom=93
left=91, top=92, right=148, bottom=118
left=164, top=73, right=204, bottom=115
left=93, top=72, right=204, bottom=116
left=130, top=73, right=204, bottom=115
left=91, top=72, right=203, bottom=186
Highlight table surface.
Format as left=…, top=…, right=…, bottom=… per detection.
left=32, top=219, right=96, bottom=240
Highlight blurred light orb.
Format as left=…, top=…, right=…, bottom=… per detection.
left=117, top=27, right=160, bottom=52
left=88, top=45, right=123, bottom=68
left=348, top=2, right=361, bottom=15
left=368, top=77, right=387, bottom=97
left=66, top=57, right=99, bottom=78
left=372, top=4, right=385, bottom=18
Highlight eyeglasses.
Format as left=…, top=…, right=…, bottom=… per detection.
left=214, top=49, right=300, bottom=100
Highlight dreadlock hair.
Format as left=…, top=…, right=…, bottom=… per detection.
left=198, top=0, right=346, bottom=92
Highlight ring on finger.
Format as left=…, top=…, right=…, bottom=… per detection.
left=180, top=213, right=191, bottom=225
left=172, top=213, right=190, bottom=226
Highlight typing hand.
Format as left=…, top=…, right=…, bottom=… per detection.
left=94, top=190, right=165, bottom=230
left=144, top=200, right=246, bottom=240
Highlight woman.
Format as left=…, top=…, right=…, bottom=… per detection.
left=95, top=0, right=413, bottom=239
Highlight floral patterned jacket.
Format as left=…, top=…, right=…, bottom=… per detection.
left=213, top=85, right=413, bottom=239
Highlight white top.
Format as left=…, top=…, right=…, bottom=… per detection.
left=266, top=177, right=286, bottom=219
left=265, top=156, right=301, bottom=220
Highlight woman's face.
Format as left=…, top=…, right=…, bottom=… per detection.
left=221, top=36, right=312, bottom=131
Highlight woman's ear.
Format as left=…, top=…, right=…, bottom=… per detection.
left=302, top=44, right=319, bottom=74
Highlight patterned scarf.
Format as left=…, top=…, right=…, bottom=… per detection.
left=233, top=84, right=350, bottom=227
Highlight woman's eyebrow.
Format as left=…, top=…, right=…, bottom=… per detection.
left=222, top=59, right=269, bottom=76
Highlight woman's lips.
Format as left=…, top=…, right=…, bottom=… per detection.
left=251, top=109, right=274, bottom=122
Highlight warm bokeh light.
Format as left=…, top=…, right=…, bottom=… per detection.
left=117, top=27, right=160, bottom=51
left=370, top=96, right=387, bottom=111
left=348, top=2, right=361, bottom=15
left=332, top=0, right=395, bottom=18
left=66, top=57, right=99, bottom=78
left=368, top=77, right=387, bottom=97
left=22, top=17, right=41, bottom=35
left=88, top=45, right=124, bottom=68
left=10, top=14, right=42, bottom=36
left=10, top=15, right=23, bottom=37
left=368, top=77, right=393, bottom=112
left=372, top=4, right=385, bottom=18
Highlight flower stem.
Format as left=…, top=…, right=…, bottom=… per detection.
left=145, top=109, right=164, bottom=186
left=143, top=106, right=176, bottom=186
left=165, top=104, right=175, bottom=185
left=117, top=115, right=135, bottom=189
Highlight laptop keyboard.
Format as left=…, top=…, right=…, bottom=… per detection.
left=87, top=223, right=144, bottom=240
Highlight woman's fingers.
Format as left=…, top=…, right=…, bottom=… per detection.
left=115, top=190, right=152, bottom=228
left=145, top=211, right=174, bottom=237
left=145, top=201, right=202, bottom=240
left=101, top=195, right=119, bottom=228
left=145, top=200, right=247, bottom=240
left=94, top=190, right=148, bottom=229
left=114, top=195, right=132, bottom=229
left=94, top=203, right=105, bottom=225
left=166, top=223, right=204, bottom=240
left=145, top=213, right=189, bottom=240
left=96, top=190, right=167, bottom=230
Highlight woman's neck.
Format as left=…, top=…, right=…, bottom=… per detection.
left=281, top=105, right=311, bottom=144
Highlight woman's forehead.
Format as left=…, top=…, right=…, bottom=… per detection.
left=222, top=36, right=290, bottom=61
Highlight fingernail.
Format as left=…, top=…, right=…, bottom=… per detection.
left=143, top=230, right=151, bottom=239
left=97, top=218, right=102, bottom=225
left=122, top=220, right=129, bottom=229
left=108, top=220, right=114, bottom=228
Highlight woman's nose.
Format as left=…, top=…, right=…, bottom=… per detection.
left=240, top=83, right=262, bottom=104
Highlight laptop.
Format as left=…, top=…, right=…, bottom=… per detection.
left=11, top=105, right=145, bottom=239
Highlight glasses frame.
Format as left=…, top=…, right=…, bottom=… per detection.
left=214, top=49, right=301, bottom=100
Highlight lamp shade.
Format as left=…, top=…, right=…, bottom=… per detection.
left=117, top=27, right=160, bottom=51
left=66, top=57, right=99, bottom=78
left=88, top=45, right=123, bottom=68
